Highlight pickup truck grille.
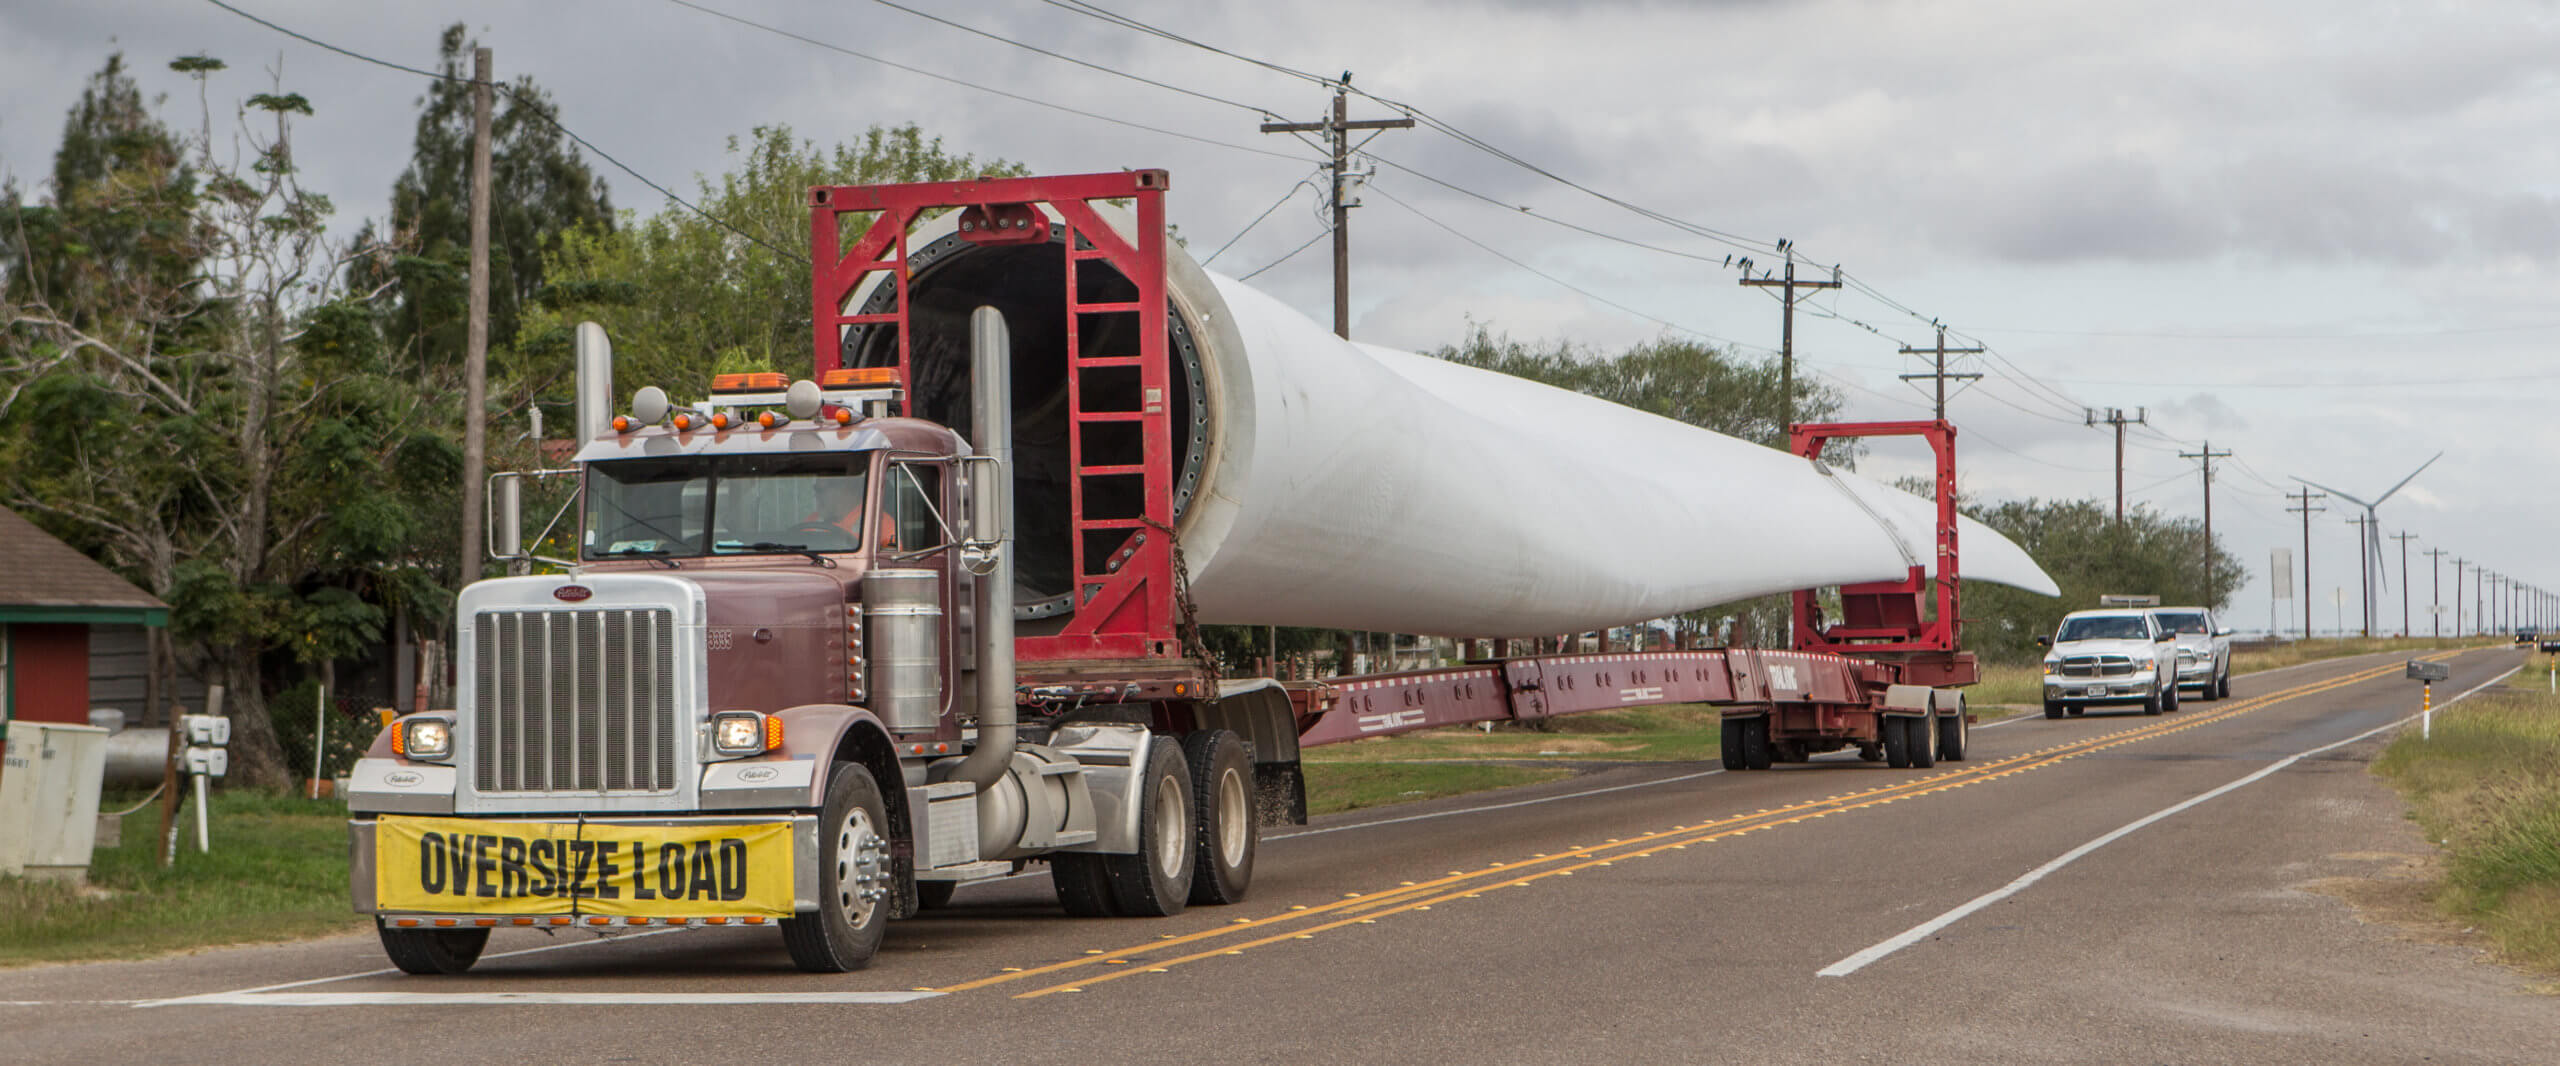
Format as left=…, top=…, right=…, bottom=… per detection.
left=472, top=607, right=680, bottom=794
left=2058, top=654, right=2136, bottom=679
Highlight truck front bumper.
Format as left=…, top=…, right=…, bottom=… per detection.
left=2043, top=670, right=2162, bottom=704
left=350, top=813, right=821, bottom=921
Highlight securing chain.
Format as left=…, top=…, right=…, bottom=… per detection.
left=1141, top=515, right=1221, bottom=695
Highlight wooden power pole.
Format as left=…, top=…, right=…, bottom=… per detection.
left=2390, top=531, right=2417, bottom=637
left=460, top=47, right=493, bottom=610
left=2425, top=547, right=2449, bottom=638
left=2287, top=488, right=2325, bottom=637
left=1897, top=325, right=1983, bottom=422
left=1739, top=251, right=1841, bottom=432
left=1261, top=74, right=1412, bottom=340
left=2346, top=514, right=2374, bottom=638
left=2088, top=407, right=2148, bottom=525
left=2180, top=441, right=2232, bottom=607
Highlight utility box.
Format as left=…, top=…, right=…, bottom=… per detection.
left=0, top=721, right=112, bottom=882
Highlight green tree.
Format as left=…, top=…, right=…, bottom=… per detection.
left=1, top=54, right=201, bottom=343
left=1960, top=497, right=2248, bottom=662
left=3, top=57, right=460, bottom=788
left=366, top=22, right=612, bottom=374
left=520, top=123, right=1023, bottom=401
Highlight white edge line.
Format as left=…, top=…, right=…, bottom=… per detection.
left=136, top=927, right=691, bottom=1007
left=1816, top=661, right=2522, bottom=978
left=152, top=991, right=941, bottom=1007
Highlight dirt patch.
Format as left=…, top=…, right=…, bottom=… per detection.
left=2300, top=850, right=2487, bottom=952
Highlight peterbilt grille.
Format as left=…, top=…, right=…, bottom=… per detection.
left=472, top=607, right=679, bottom=794
left=2059, top=655, right=2136, bottom=679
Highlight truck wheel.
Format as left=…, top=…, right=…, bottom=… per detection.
left=1741, top=716, right=1774, bottom=771
left=2216, top=672, right=2232, bottom=700
left=1720, top=718, right=1748, bottom=771
left=2142, top=688, right=2164, bottom=715
left=1102, top=739, right=1195, bottom=917
left=1882, top=716, right=1913, bottom=769
left=782, top=761, right=892, bottom=973
left=2043, top=701, right=2063, bottom=720
left=1936, top=708, right=1969, bottom=762
left=377, top=923, right=488, bottom=975
left=2163, top=683, right=2179, bottom=713
left=1904, top=716, right=1935, bottom=768
left=1050, top=854, right=1120, bottom=917
left=1184, top=730, right=1257, bottom=906
left=914, top=880, right=957, bottom=910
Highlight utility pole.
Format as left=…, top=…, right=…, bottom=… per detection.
left=2180, top=441, right=2232, bottom=606
left=2346, top=515, right=2374, bottom=638
left=2425, top=547, right=2448, bottom=639
left=1739, top=250, right=1842, bottom=432
left=459, top=47, right=493, bottom=616
left=2087, top=407, right=2148, bottom=525
left=2452, top=558, right=2467, bottom=637
left=1261, top=73, right=1412, bottom=341
left=2390, top=532, right=2417, bottom=637
left=2287, top=489, right=2325, bottom=637
left=1897, top=324, right=1984, bottom=422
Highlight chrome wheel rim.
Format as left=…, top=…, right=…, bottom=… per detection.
left=1215, top=766, right=1250, bottom=867
left=832, top=807, right=888, bottom=927
left=1151, top=772, right=1188, bottom=880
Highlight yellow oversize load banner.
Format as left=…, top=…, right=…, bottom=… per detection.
left=377, top=816, right=794, bottom=918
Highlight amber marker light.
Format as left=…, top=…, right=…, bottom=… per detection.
left=711, top=412, right=733, bottom=430
left=830, top=407, right=855, bottom=425
left=758, top=411, right=782, bottom=429
left=612, top=415, right=633, bottom=433
left=672, top=412, right=694, bottom=431
left=821, top=366, right=899, bottom=387
left=765, top=715, right=786, bottom=750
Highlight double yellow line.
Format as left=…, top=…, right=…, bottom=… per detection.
left=940, top=651, right=2460, bottom=999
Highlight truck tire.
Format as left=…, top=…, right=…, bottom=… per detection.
left=1882, top=715, right=1913, bottom=769
left=782, top=761, right=893, bottom=973
left=1720, top=718, right=1748, bottom=771
left=1102, top=739, right=1195, bottom=917
left=377, top=923, right=488, bottom=975
left=2216, top=672, right=2232, bottom=700
left=914, top=880, right=957, bottom=910
left=1183, top=730, right=1257, bottom=906
left=1050, top=854, right=1120, bottom=918
left=2142, top=687, right=2165, bottom=716
left=1936, top=708, right=1968, bottom=762
left=2043, top=701, right=2063, bottom=720
left=2162, top=682, right=2179, bottom=713
left=1742, top=715, right=1774, bottom=770
left=1904, top=716, right=1935, bottom=769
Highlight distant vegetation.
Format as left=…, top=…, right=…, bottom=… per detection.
left=2374, top=663, right=2560, bottom=980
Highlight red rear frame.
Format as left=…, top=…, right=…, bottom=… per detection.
left=1788, top=420, right=1970, bottom=679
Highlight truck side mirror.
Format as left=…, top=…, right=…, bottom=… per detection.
left=2214, top=626, right=2233, bottom=637
left=2034, top=635, right=2051, bottom=648
left=488, top=473, right=525, bottom=561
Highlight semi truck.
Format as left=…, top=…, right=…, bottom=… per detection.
left=343, top=170, right=2051, bottom=975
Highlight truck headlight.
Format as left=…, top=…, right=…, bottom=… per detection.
left=399, top=717, right=452, bottom=761
left=711, top=711, right=778, bottom=756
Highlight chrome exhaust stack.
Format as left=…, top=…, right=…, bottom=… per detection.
left=951, top=306, right=1017, bottom=791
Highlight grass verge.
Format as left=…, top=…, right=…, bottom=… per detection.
left=1305, top=762, right=1573, bottom=816
left=0, top=789, right=361, bottom=968
left=2372, top=671, right=2560, bottom=980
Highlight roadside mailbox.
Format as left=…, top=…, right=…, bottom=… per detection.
left=179, top=713, right=231, bottom=851
left=2404, top=660, right=2450, bottom=682
left=2407, top=659, right=2449, bottom=739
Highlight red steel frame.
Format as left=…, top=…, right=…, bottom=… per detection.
left=809, top=171, right=1179, bottom=662
left=1788, top=420, right=1964, bottom=659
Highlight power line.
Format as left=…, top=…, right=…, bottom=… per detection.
left=861, top=0, right=1279, bottom=118
left=202, top=0, right=794, bottom=262
left=1236, top=228, right=1328, bottom=281
left=1201, top=170, right=1324, bottom=267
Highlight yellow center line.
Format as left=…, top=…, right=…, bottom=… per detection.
left=948, top=650, right=2468, bottom=997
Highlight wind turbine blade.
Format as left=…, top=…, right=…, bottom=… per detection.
left=2371, top=452, right=2444, bottom=505
left=2291, top=475, right=2374, bottom=509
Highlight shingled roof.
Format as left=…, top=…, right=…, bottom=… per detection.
left=0, top=507, right=168, bottom=625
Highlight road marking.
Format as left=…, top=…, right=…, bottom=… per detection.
left=1816, top=660, right=2520, bottom=978
left=993, top=653, right=2465, bottom=998
left=145, top=991, right=940, bottom=1007
left=1268, top=769, right=1726, bottom=841
left=133, top=926, right=693, bottom=1007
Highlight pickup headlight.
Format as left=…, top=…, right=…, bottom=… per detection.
left=711, top=710, right=781, bottom=757
left=2042, top=659, right=2061, bottom=676
left=398, top=717, right=453, bottom=761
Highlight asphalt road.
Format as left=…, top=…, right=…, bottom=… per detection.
left=7, top=646, right=2553, bottom=1064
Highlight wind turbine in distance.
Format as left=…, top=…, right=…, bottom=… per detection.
left=2294, top=452, right=2442, bottom=638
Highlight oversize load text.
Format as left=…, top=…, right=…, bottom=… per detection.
left=376, top=816, right=793, bottom=917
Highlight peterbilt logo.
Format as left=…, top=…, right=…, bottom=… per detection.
left=552, top=584, right=594, bottom=602
left=738, top=766, right=779, bottom=783
left=383, top=770, right=424, bottom=788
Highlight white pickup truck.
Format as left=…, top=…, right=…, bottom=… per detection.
left=2148, top=606, right=2234, bottom=701
left=2037, top=609, right=2180, bottom=717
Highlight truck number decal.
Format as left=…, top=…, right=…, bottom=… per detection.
left=1358, top=709, right=1428, bottom=733
left=1768, top=665, right=1800, bottom=691
left=1618, top=686, right=1665, bottom=703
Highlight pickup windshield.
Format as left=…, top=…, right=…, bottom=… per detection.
left=2056, top=615, right=2149, bottom=642
left=583, top=454, right=869, bottom=560
left=2152, top=611, right=2209, bottom=634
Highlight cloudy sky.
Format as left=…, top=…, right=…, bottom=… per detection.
left=6, top=0, right=2555, bottom=636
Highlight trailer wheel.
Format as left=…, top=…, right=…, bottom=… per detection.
left=1183, top=730, right=1257, bottom=906
left=1882, top=716, right=1914, bottom=769
left=1102, top=739, right=1195, bottom=917
left=1904, top=716, right=1935, bottom=769
left=1936, top=707, right=1969, bottom=762
left=914, top=880, right=957, bottom=911
left=2043, top=701, right=2063, bottom=720
left=781, top=761, right=892, bottom=973
left=1743, top=716, right=1774, bottom=770
left=1050, top=854, right=1120, bottom=917
left=377, top=923, right=488, bottom=975
left=1720, top=718, right=1748, bottom=771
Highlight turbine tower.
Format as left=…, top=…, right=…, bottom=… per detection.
left=2294, top=453, right=2441, bottom=638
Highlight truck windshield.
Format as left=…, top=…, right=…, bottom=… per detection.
left=2153, top=611, right=2209, bottom=634
left=583, top=454, right=869, bottom=559
left=2056, top=616, right=2148, bottom=642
